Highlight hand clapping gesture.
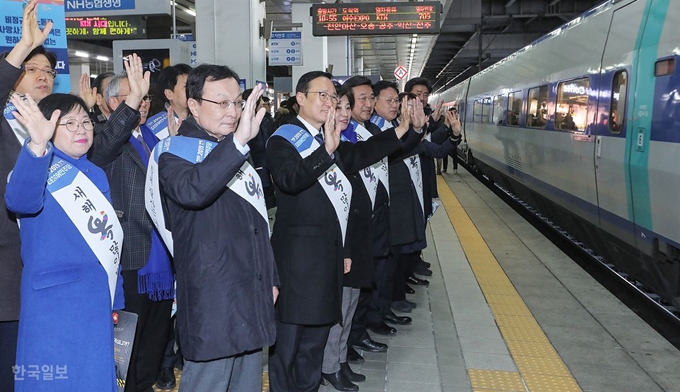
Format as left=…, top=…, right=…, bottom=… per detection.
left=11, top=93, right=59, bottom=156
left=79, top=73, right=97, bottom=110
left=431, top=100, right=444, bottom=122
left=234, top=84, right=265, bottom=146
left=411, top=98, right=427, bottom=131
left=167, top=106, right=182, bottom=137
left=323, top=104, right=341, bottom=156
left=6, top=0, right=53, bottom=68
left=123, top=53, right=150, bottom=110
left=446, top=109, right=462, bottom=137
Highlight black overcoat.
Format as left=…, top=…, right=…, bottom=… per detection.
left=158, top=120, right=278, bottom=361
left=266, top=118, right=402, bottom=325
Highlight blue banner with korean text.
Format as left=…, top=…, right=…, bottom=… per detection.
left=0, top=0, right=70, bottom=94
left=65, top=0, right=135, bottom=12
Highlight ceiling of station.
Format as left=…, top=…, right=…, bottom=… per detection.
left=68, top=0, right=605, bottom=86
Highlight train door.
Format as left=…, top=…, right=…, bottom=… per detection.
left=593, top=2, right=642, bottom=246
left=625, top=0, right=672, bottom=254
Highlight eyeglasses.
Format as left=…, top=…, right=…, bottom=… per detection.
left=201, top=97, right=245, bottom=110
left=59, top=119, right=95, bottom=132
left=24, top=65, right=57, bottom=79
left=306, top=91, right=339, bottom=104
left=379, top=97, right=400, bottom=105
left=114, top=94, right=153, bottom=102
left=356, top=95, right=376, bottom=103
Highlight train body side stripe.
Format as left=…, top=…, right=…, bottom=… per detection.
left=624, top=0, right=670, bottom=230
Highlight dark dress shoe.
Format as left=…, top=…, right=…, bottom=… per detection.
left=154, top=367, right=176, bottom=390
left=407, top=275, right=430, bottom=286
left=352, top=337, right=388, bottom=352
left=369, top=322, right=397, bottom=336
left=404, top=283, right=415, bottom=294
left=322, top=370, right=359, bottom=391
left=385, top=311, right=412, bottom=325
left=404, top=299, right=417, bottom=308
left=420, top=260, right=432, bottom=268
left=414, top=265, right=433, bottom=276
left=346, top=345, right=364, bottom=364
left=340, top=362, right=366, bottom=382
left=391, top=300, right=413, bottom=313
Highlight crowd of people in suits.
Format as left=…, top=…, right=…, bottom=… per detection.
left=0, top=2, right=462, bottom=392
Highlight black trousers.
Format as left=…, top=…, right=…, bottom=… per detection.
left=122, top=270, right=173, bottom=392
left=0, top=321, right=18, bottom=392
left=442, top=152, right=458, bottom=171
left=269, top=320, right=331, bottom=392
left=348, top=289, right=371, bottom=344
left=366, top=253, right=396, bottom=326
left=392, top=252, right=413, bottom=302
left=160, top=317, right=182, bottom=370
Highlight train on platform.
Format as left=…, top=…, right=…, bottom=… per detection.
left=434, top=0, right=680, bottom=308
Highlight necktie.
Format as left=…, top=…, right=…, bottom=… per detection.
left=137, top=134, right=151, bottom=159
left=314, top=131, right=324, bottom=146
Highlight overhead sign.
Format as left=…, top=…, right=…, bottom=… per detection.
left=269, top=31, right=302, bottom=66
left=394, top=65, right=408, bottom=80
left=66, top=0, right=136, bottom=12
left=65, top=16, right=145, bottom=39
left=0, top=0, right=70, bottom=93
left=311, top=2, right=441, bottom=36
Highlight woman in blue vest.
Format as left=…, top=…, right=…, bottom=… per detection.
left=5, top=93, right=124, bottom=392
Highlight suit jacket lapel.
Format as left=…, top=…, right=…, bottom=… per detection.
left=125, top=142, right=147, bottom=172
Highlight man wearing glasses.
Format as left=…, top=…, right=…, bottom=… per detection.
left=150, top=64, right=278, bottom=392
left=89, top=54, right=175, bottom=392
left=266, top=71, right=410, bottom=392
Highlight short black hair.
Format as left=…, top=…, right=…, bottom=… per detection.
left=92, top=72, right=115, bottom=93
left=373, top=80, right=398, bottom=97
left=262, top=96, right=270, bottom=103
left=37, top=93, right=88, bottom=121
left=186, top=64, right=240, bottom=101
left=156, top=63, right=192, bottom=103
left=342, top=76, right=372, bottom=109
left=295, top=71, right=332, bottom=94
left=0, top=45, right=57, bottom=69
left=404, top=77, right=431, bottom=94
left=242, top=88, right=262, bottom=106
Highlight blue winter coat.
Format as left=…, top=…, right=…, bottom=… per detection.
left=5, top=142, right=124, bottom=392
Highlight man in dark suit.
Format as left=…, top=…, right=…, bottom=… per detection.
left=266, top=71, right=408, bottom=392
left=156, top=65, right=278, bottom=392
left=89, top=54, right=173, bottom=392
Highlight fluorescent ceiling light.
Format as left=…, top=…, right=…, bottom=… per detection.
left=96, top=55, right=109, bottom=61
left=75, top=51, right=89, bottom=58
left=183, top=8, right=196, bottom=16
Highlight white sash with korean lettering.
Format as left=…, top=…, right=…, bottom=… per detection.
left=145, top=136, right=269, bottom=256
left=47, top=158, right=123, bottom=308
left=349, top=119, right=386, bottom=208
left=369, top=114, right=395, bottom=197
left=273, top=124, right=353, bottom=245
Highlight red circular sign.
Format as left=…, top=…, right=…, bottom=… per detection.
left=394, top=66, right=408, bottom=80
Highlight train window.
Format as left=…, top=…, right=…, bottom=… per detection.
left=610, top=71, right=627, bottom=134
left=526, top=86, right=549, bottom=128
left=507, top=91, right=523, bottom=126
left=555, top=77, right=589, bottom=131
left=473, top=100, right=482, bottom=122
left=492, top=94, right=507, bottom=125
left=655, top=58, right=675, bottom=77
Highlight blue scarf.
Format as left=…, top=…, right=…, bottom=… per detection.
left=130, top=125, right=175, bottom=301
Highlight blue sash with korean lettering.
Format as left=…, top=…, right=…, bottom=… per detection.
left=47, top=158, right=123, bottom=308
left=272, top=124, right=353, bottom=245
left=4, top=100, right=30, bottom=145
left=145, top=136, right=269, bottom=256
left=145, top=109, right=180, bottom=140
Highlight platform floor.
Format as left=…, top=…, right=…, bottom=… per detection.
left=156, top=170, right=680, bottom=392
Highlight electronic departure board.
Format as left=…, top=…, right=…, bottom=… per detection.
left=65, top=16, right=146, bottom=40
left=311, top=2, right=441, bottom=37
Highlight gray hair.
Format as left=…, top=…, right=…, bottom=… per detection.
left=104, top=71, right=128, bottom=102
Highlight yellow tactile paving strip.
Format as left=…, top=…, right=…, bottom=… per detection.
left=437, top=177, right=582, bottom=392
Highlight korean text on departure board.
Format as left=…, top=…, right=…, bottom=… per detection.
left=311, top=2, right=440, bottom=36
left=65, top=16, right=145, bottom=39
